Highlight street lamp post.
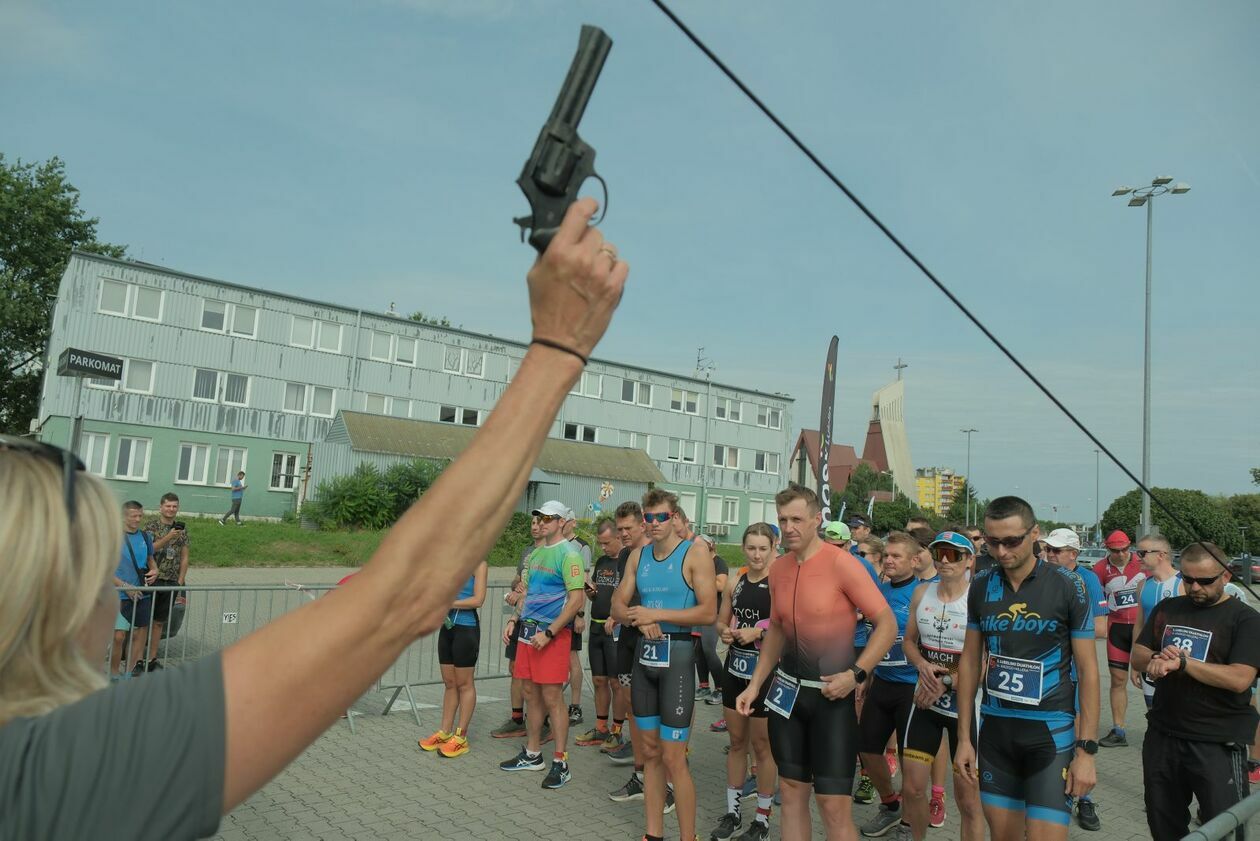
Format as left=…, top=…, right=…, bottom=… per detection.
left=1094, top=448, right=1101, bottom=545
left=961, top=428, right=978, bottom=526
left=1112, top=177, right=1190, bottom=537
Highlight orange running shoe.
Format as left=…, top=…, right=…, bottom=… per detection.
left=438, top=734, right=470, bottom=758
left=418, top=730, right=449, bottom=751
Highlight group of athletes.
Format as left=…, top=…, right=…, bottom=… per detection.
left=416, top=483, right=1260, bottom=841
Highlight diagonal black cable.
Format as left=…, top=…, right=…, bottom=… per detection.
left=648, top=0, right=1247, bottom=586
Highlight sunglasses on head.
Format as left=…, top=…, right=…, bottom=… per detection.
left=931, top=546, right=971, bottom=565
left=982, top=527, right=1034, bottom=550
left=1183, top=571, right=1224, bottom=587
left=0, top=434, right=84, bottom=522
left=643, top=512, right=672, bottom=524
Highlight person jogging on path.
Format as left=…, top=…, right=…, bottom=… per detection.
left=954, top=497, right=1099, bottom=841
left=1042, top=527, right=1107, bottom=832
left=736, top=484, right=895, bottom=841
left=499, top=500, right=585, bottom=789
left=419, top=560, right=487, bottom=758
left=709, top=522, right=779, bottom=841
left=576, top=520, right=622, bottom=747
left=901, top=532, right=982, bottom=841
left=1093, top=529, right=1144, bottom=748
left=1133, top=541, right=1260, bottom=841
left=612, top=488, right=716, bottom=841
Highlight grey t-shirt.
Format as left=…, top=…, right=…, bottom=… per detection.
left=0, top=653, right=225, bottom=840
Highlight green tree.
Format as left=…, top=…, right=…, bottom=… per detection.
left=871, top=491, right=935, bottom=535
left=837, top=462, right=894, bottom=517
left=943, top=480, right=979, bottom=526
left=409, top=310, right=451, bottom=327
left=1100, top=487, right=1241, bottom=553
left=1252, top=467, right=1260, bottom=486
left=0, top=155, right=125, bottom=433
left=1226, top=494, right=1260, bottom=556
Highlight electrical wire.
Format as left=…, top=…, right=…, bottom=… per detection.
left=648, top=0, right=1252, bottom=593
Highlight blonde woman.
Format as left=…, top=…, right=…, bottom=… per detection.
left=0, top=199, right=626, bottom=839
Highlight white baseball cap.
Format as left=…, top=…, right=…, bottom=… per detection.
left=531, top=500, right=568, bottom=518
left=1044, top=528, right=1081, bottom=551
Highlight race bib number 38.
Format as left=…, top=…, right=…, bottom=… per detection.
left=1162, top=624, right=1212, bottom=662
left=986, top=654, right=1045, bottom=705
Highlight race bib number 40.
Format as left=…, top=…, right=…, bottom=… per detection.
left=728, top=647, right=757, bottom=680
left=986, top=654, right=1045, bottom=705
left=1162, top=624, right=1212, bottom=662
left=639, top=637, right=671, bottom=669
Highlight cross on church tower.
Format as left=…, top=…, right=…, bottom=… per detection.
left=894, top=358, right=908, bottom=381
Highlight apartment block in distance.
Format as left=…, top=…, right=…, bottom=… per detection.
left=915, top=466, right=966, bottom=515
left=36, top=252, right=793, bottom=533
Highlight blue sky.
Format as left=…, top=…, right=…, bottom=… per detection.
left=4, top=0, right=1257, bottom=525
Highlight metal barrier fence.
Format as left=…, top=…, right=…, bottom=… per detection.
left=109, top=583, right=520, bottom=732
left=1183, top=789, right=1260, bottom=840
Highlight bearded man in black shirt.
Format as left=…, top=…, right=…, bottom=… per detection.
left=1133, top=541, right=1260, bottom=841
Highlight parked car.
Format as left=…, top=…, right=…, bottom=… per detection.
left=1077, top=548, right=1107, bottom=569
left=1227, top=556, right=1260, bottom=583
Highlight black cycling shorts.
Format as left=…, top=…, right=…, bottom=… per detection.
left=1107, top=621, right=1134, bottom=670
left=902, top=702, right=974, bottom=766
left=438, top=624, right=480, bottom=668
left=630, top=636, right=695, bottom=742
left=977, top=715, right=1075, bottom=826
left=720, top=651, right=768, bottom=719
left=150, top=579, right=182, bottom=623
left=505, top=618, right=521, bottom=662
left=571, top=624, right=583, bottom=652
left=617, top=627, right=640, bottom=684
left=768, top=685, right=859, bottom=796
left=857, top=676, right=916, bottom=756
left=588, top=623, right=618, bottom=678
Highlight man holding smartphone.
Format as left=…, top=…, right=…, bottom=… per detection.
left=144, top=492, right=190, bottom=671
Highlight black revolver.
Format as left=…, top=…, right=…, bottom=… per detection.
left=514, top=24, right=613, bottom=253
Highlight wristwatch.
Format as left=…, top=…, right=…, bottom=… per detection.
left=850, top=665, right=868, bottom=683
left=1179, top=650, right=1188, bottom=672
left=1075, top=739, right=1099, bottom=755
left=941, top=674, right=954, bottom=688
left=543, top=628, right=555, bottom=640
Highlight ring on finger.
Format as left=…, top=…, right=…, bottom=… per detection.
left=598, top=244, right=618, bottom=262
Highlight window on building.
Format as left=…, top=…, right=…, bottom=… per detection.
left=621, top=379, right=652, bottom=405
left=133, top=286, right=162, bottom=321
left=619, top=430, right=648, bottom=450
left=563, top=423, right=597, bottom=443
left=756, top=405, right=782, bottom=429
left=82, top=432, right=109, bottom=476
left=389, top=398, right=411, bottom=419
left=223, top=373, right=249, bottom=406
left=748, top=498, right=773, bottom=526
left=465, top=351, right=485, bottom=378
left=123, top=359, right=154, bottom=394
left=176, top=443, right=211, bottom=484
left=365, top=393, right=389, bottom=414
left=443, top=347, right=462, bottom=374
left=706, top=495, right=724, bottom=526
left=291, top=316, right=315, bottom=348
left=438, top=405, right=478, bottom=425
left=201, top=300, right=227, bottom=332
left=677, top=492, right=697, bottom=522
left=193, top=369, right=219, bottom=401
left=370, top=331, right=392, bottom=362
left=716, top=398, right=742, bottom=422
left=316, top=321, right=341, bottom=353
left=713, top=445, right=739, bottom=469
left=271, top=452, right=300, bottom=491
left=668, top=438, right=698, bottom=463
left=670, top=388, right=699, bottom=414
left=440, top=405, right=457, bottom=423
left=570, top=372, right=602, bottom=398
left=310, top=386, right=335, bottom=418
left=230, top=305, right=257, bottom=337
left=395, top=336, right=417, bottom=365
left=283, top=382, right=307, bottom=414
left=214, top=446, right=247, bottom=486
left=722, top=498, right=739, bottom=525
left=754, top=451, right=780, bottom=474
left=115, top=436, right=150, bottom=481
left=99, top=280, right=129, bottom=315
left=442, top=346, right=486, bottom=378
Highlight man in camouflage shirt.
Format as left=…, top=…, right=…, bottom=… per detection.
left=142, top=492, right=190, bottom=671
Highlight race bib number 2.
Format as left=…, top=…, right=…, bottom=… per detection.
left=986, top=654, right=1044, bottom=705
left=1162, top=625, right=1212, bottom=662
left=765, top=673, right=800, bottom=719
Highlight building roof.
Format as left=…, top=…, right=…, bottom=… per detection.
left=791, top=429, right=868, bottom=480
left=332, top=411, right=666, bottom=484
left=70, top=251, right=794, bottom=402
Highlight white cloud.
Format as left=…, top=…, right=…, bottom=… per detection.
left=0, top=1, right=89, bottom=65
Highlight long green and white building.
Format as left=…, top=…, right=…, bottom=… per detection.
left=36, top=251, right=793, bottom=532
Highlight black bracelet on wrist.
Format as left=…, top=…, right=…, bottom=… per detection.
left=531, top=338, right=588, bottom=366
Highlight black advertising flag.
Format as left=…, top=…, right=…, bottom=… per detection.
left=818, top=336, right=839, bottom=527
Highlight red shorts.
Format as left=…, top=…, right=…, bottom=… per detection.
left=513, top=628, right=572, bottom=684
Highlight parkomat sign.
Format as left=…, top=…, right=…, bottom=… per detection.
left=56, top=348, right=123, bottom=380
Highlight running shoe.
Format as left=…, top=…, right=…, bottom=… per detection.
left=706, top=689, right=724, bottom=706
left=541, top=760, right=571, bottom=789
left=568, top=704, right=583, bottom=724
left=1076, top=798, right=1100, bottom=831
left=146, top=660, right=164, bottom=672
left=929, top=796, right=946, bottom=828
left=1250, top=763, right=1260, bottom=786
left=884, top=748, right=898, bottom=778
left=1098, top=727, right=1128, bottom=748
left=709, top=812, right=741, bottom=840
left=859, top=805, right=904, bottom=837
left=438, top=734, right=469, bottom=758
left=609, top=773, right=645, bottom=802
left=607, top=740, right=636, bottom=765
left=709, top=718, right=728, bottom=733
left=736, top=821, right=769, bottom=841
left=490, top=717, right=527, bottom=739
left=499, top=749, right=545, bottom=772
left=853, top=774, right=876, bottom=804
left=695, top=685, right=712, bottom=702
left=418, top=730, right=450, bottom=752
left=599, top=729, right=624, bottom=753
left=664, top=787, right=676, bottom=814
left=575, top=727, right=609, bottom=746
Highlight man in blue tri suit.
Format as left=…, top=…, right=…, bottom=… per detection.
left=954, top=497, right=1099, bottom=841
left=612, top=488, right=716, bottom=841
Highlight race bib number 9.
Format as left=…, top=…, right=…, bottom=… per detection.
left=1162, top=624, right=1212, bottom=662
left=639, top=638, right=671, bottom=669
left=728, top=647, right=758, bottom=680
left=519, top=622, right=540, bottom=642
left=986, top=654, right=1045, bottom=705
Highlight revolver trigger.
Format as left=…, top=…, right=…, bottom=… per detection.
left=512, top=214, right=533, bottom=242
left=587, top=173, right=609, bottom=226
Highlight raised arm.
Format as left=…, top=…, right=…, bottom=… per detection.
left=219, top=199, right=626, bottom=812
